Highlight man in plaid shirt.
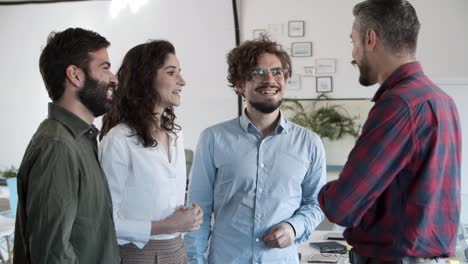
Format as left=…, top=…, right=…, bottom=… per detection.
left=318, top=0, right=462, bottom=263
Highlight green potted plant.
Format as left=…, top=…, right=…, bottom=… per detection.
left=1, top=166, right=18, bottom=215
left=281, top=99, right=361, bottom=140
left=2, top=166, right=18, bottom=179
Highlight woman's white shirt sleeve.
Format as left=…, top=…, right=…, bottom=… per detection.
left=99, top=127, right=152, bottom=247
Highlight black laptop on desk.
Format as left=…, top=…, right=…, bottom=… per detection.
left=309, top=241, right=347, bottom=254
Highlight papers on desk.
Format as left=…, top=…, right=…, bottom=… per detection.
left=307, top=253, right=340, bottom=263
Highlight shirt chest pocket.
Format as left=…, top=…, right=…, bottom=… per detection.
left=270, top=151, right=309, bottom=184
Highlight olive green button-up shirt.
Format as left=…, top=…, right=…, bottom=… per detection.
left=13, top=103, right=120, bottom=264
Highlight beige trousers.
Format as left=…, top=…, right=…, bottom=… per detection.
left=119, top=236, right=188, bottom=264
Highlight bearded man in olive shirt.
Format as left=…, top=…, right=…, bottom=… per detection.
left=13, top=28, right=120, bottom=264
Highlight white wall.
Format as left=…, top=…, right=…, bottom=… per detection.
left=240, top=0, right=468, bottom=219
left=240, top=0, right=468, bottom=98
left=0, top=0, right=238, bottom=168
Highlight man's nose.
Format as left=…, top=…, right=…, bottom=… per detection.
left=110, top=72, right=118, bottom=86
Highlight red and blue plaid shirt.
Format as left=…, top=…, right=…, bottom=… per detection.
left=318, top=62, right=461, bottom=260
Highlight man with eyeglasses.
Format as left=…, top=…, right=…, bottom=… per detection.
left=185, top=36, right=326, bottom=264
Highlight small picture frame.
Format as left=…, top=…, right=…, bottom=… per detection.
left=253, top=29, right=267, bottom=39
left=291, top=42, right=312, bottom=57
left=286, top=74, right=301, bottom=91
left=303, top=66, right=315, bottom=77
left=316, top=76, right=333, bottom=93
left=268, top=24, right=284, bottom=36
left=288, top=20, right=305, bottom=37
left=315, top=58, right=336, bottom=74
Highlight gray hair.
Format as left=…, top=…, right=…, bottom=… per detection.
left=353, top=0, right=421, bottom=55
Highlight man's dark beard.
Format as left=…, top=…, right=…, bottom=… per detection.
left=249, top=99, right=283, bottom=114
left=357, top=54, right=376, bottom=86
left=78, top=71, right=113, bottom=117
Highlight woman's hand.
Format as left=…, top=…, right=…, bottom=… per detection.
left=151, top=203, right=203, bottom=235
left=167, top=203, right=203, bottom=232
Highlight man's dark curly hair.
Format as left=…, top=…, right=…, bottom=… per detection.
left=227, top=36, right=292, bottom=95
left=100, top=40, right=180, bottom=147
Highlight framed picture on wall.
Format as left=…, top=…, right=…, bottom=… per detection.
left=316, top=76, right=333, bottom=93
left=303, top=66, right=315, bottom=77
left=286, top=74, right=301, bottom=90
left=316, top=58, right=336, bottom=74
left=291, top=42, right=312, bottom=57
left=253, top=29, right=267, bottom=39
left=288, top=20, right=305, bottom=37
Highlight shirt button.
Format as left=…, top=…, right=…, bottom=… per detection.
left=260, top=163, right=264, bottom=168
left=255, top=238, right=260, bottom=242
left=258, top=188, right=262, bottom=192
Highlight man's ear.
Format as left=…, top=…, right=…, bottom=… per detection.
left=235, top=81, right=245, bottom=96
left=365, top=28, right=378, bottom=50
left=65, top=65, right=84, bottom=88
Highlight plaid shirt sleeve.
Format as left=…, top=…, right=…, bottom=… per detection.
left=318, top=95, right=414, bottom=227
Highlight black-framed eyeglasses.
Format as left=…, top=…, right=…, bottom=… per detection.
left=250, top=67, right=288, bottom=83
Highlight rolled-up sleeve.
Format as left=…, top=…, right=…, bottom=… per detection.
left=99, top=133, right=151, bottom=244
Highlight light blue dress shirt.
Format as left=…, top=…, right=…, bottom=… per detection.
left=185, top=112, right=326, bottom=264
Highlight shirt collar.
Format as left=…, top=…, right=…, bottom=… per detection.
left=239, top=109, right=290, bottom=135
left=372, top=61, right=424, bottom=102
left=48, top=102, right=97, bottom=139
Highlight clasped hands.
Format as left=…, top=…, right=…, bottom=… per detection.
left=262, top=222, right=296, bottom=248
left=171, top=203, right=203, bottom=232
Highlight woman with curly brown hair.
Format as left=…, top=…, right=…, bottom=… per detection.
left=99, top=40, right=202, bottom=264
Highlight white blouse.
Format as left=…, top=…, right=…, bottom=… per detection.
left=99, top=123, right=187, bottom=249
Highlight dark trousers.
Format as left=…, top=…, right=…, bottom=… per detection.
left=348, top=249, right=445, bottom=264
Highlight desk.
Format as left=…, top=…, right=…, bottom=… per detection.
left=0, top=215, right=14, bottom=264
left=299, top=231, right=468, bottom=264
left=298, top=231, right=349, bottom=264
